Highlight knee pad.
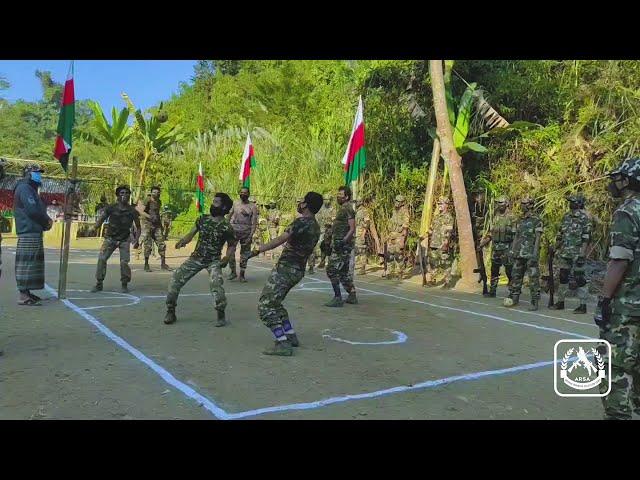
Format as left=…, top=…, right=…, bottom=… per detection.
left=559, top=268, right=570, bottom=284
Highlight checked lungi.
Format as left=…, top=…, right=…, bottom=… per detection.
left=15, top=233, right=45, bottom=291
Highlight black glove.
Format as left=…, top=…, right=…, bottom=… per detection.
left=594, top=297, right=612, bottom=328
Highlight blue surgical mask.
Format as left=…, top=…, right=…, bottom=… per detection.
left=30, top=171, right=42, bottom=183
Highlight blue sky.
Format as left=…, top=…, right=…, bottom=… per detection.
left=0, top=60, right=197, bottom=112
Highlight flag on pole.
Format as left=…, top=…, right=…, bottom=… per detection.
left=54, top=61, right=75, bottom=171
left=239, top=133, right=255, bottom=189
left=342, top=95, right=366, bottom=185
left=195, top=161, right=205, bottom=214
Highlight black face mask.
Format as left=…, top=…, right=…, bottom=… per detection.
left=210, top=206, right=225, bottom=216
left=608, top=181, right=624, bottom=198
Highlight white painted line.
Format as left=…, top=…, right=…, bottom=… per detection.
left=322, top=328, right=408, bottom=346
left=224, top=358, right=559, bottom=420
left=43, top=283, right=232, bottom=420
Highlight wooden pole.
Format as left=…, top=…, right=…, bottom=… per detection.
left=57, top=156, right=78, bottom=299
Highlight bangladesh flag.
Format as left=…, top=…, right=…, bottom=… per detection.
left=342, top=95, right=366, bottom=185
left=239, top=133, right=255, bottom=189
left=195, top=162, right=205, bottom=214
left=54, top=61, right=75, bottom=171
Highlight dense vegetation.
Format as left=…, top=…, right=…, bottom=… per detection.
left=2, top=60, right=635, bottom=258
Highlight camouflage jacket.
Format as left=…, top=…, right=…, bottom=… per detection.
left=316, top=205, right=335, bottom=231
left=557, top=209, right=591, bottom=260
left=191, top=215, right=236, bottom=264
left=430, top=211, right=454, bottom=249
left=267, top=209, right=280, bottom=229
left=279, top=216, right=321, bottom=270
left=512, top=212, right=543, bottom=259
left=609, top=193, right=640, bottom=316
left=143, top=197, right=162, bottom=227
left=489, top=212, right=516, bottom=252
left=355, top=205, right=372, bottom=242
left=332, top=202, right=355, bottom=247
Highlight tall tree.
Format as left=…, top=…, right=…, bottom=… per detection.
left=430, top=60, right=478, bottom=291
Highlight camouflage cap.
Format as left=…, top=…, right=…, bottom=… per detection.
left=437, top=196, right=451, bottom=204
left=495, top=196, right=509, bottom=204
left=520, top=196, right=534, bottom=205
left=395, top=194, right=406, bottom=203
left=609, top=157, right=640, bottom=182
left=268, top=200, right=277, bottom=208
left=566, top=193, right=586, bottom=206
left=23, top=163, right=45, bottom=175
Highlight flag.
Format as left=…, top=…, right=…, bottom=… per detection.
left=195, top=161, right=205, bottom=214
left=342, top=95, right=366, bottom=185
left=239, top=133, right=255, bottom=188
left=54, top=61, right=75, bottom=171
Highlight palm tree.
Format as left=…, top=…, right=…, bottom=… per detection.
left=121, top=93, right=183, bottom=200
left=80, top=101, right=133, bottom=161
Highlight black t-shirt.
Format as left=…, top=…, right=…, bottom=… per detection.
left=104, top=204, right=139, bottom=241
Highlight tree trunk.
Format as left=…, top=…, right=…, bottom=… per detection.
left=429, top=60, right=478, bottom=291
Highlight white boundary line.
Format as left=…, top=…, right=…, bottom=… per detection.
left=41, top=260, right=595, bottom=419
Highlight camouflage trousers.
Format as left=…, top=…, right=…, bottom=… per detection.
left=258, top=261, right=304, bottom=329
left=226, top=232, right=252, bottom=273
left=599, top=314, right=640, bottom=420
left=326, top=246, right=355, bottom=294
left=386, top=239, right=406, bottom=277
left=268, top=227, right=281, bottom=260
left=355, top=241, right=368, bottom=273
left=427, top=248, right=453, bottom=283
left=141, top=225, right=166, bottom=258
left=308, top=235, right=330, bottom=268
left=166, top=257, right=226, bottom=311
left=509, top=257, right=540, bottom=299
left=96, top=237, right=131, bottom=284
left=489, top=248, right=513, bottom=292
left=556, top=257, right=588, bottom=304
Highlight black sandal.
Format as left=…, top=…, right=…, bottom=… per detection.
left=18, top=298, right=41, bottom=306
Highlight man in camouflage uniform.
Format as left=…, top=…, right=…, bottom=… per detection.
left=0, top=157, right=6, bottom=282
left=550, top=193, right=592, bottom=313
left=249, top=192, right=323, bottom=356
left=425, top=197, right=456, bottom=288
left=164, top=193, right=236, bottom=326
left=226, top=186, right=259, bottom=282
left=504, top=197, right=543, bottom=310
left=90, top=186, right=141, bottom=293
left=253, top=217, right=268, bottom=255
left=266, top=200, right=281, bottom=260
left=325, top=186, right=357, bottom=307
left=309, top=194, right=335, bottom=272
left=355, top=196, right=375, bottom=275
left=141, top=186, right=171, bottom=272
left=160, top=205, right=175, bottom=241
left=595, top=157, right=640, bottom=420
left=383, top=195, right=410, bottom=280
left=478, top=196, right=516, bottom=297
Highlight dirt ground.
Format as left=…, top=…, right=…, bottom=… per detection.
left=0, top=240, right=607, bottom=420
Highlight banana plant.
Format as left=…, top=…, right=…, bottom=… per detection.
left=80, top=100, right=132, bottom=160
left=121, top=93, right=183, bottom=199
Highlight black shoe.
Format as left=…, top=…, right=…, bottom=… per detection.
left=90, top=283, right=103, bottom=293
left=164, top=309, right=176, bottom=325
left=549, top=301, right=565, bottom=310
left=227, top=273, right=237, bottom=281
left=484, top=290, right=497, bottom=298
left=286, top=333, right=300, bottom=347
left=263, top=340, right=294, bottom=356
left=528, top=298, right=539, bottom=311
left=160, top=263, right=172, bottom=271
left=215, top=309, right=227, bottom=327
left=144, top=264, right=152, bottom=272
left=573, top=304, right=587, bottom=314
left=345, top=292, right=358, bottom=304
left=121, top=283, right=129, bottom=293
